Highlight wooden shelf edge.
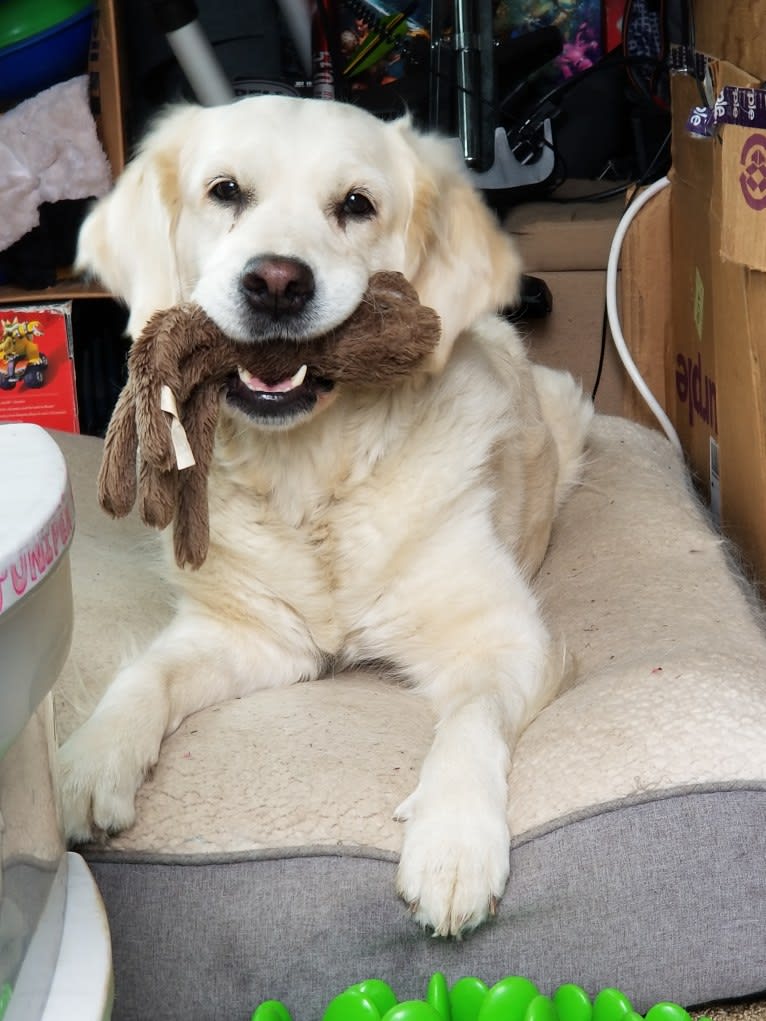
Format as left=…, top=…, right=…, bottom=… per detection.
left=0, top=280, right=115, bottom=304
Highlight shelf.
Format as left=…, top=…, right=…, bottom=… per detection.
left=0, top=276, right=114, bottom=305
left=0, top=0, right=124, bottom=310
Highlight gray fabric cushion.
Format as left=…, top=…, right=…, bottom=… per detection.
left=53, top=416, right=766, bottom=1021
left=87, top=791, right=766, bottom=1021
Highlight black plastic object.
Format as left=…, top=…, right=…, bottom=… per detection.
left=502, top=274, right=553, bottom=322
left=149, top=0, right=199, bottom=33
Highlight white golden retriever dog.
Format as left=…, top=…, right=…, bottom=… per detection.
left=59, top=95, right=593, bottom=937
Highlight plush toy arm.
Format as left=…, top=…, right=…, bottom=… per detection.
left=98, top=375, right=179, bottom=530
left=97, top=317, right=188, bottom=528
left=129, top=316, right=188, bottom=474
left=131, top=305, right=235, bottom=472
left=97, top=303, right=234, bottom=566
left=96, top=306, right=207, bottom=532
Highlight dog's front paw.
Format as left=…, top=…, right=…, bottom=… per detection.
left=394, top=788, right=510, bottom=937
left=57, top=717, right=159, bottom=844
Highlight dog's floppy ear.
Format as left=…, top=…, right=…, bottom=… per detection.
left=393, top=118, right=522, bottom=370
left=77, top=105, right=201, bottom=338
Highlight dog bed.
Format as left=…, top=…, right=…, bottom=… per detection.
left=53, top=415, right=766, bottom=1021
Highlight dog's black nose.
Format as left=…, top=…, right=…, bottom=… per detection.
left=241, top=256, right=315, bottom=317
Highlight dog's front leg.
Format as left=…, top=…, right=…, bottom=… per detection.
left=58, top=607, right=322, bottom=843
left=394, top=690, right=514, bottom=937
left=386, top=554, right=564, bottom=937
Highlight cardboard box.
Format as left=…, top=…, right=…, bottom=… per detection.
left=668, top=70, right=719, bottom=494
left=694, top=1, right=766, bottom=80
left=0, top=303, right=79, bottom=433
left=669, top=54, right=766, bottom=583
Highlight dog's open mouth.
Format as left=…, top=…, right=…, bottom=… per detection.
left=220, top=270, right=442, bottom=424
left=225, top=362, right=335, bottom=421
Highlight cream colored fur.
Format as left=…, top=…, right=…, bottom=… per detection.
left=60, top=95, right=593, bottom=936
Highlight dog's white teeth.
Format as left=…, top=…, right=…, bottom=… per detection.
left=236, top=364, right=308, bottom=393
left=290, top=364, right=308, bottom=387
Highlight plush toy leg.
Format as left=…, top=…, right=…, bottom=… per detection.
left=172, top=382, right=222, bottom=568
left=138, top=460, right=179, bottom=530
left=98, top=384, right=140, bottom=518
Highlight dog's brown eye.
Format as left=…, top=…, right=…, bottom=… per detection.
left=210, top=178, right=240, bottom=202
left=342, top=191, right=375, bottom=218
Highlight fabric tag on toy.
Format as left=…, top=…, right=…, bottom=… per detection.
left=160, top=385, right=196, bottom=470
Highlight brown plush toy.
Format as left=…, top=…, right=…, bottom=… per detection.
left=98, top=271, right=441, bottom=570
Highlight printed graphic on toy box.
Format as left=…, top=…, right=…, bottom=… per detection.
left=493, top=0, right=602, bottom=81
left=337, top=0, right=430, bottom=95
left=0, top=302, right=79, bottom=433
left=602, top=0, right=626, bottom=53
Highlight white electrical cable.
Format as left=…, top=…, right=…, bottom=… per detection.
left=605, top=174, right=683, bottom=457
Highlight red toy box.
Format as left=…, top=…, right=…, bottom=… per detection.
left=0, top=302, right=79, bottom=433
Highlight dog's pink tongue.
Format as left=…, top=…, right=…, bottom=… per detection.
left=251, top=376, right=294, bottom=393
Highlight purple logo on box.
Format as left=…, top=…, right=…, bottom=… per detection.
left=675, top=351, right=717, bottom=434
left=739, top=133, right=766, bottom=210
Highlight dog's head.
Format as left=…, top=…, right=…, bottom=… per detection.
left=78, top=96, right=521, bottom=428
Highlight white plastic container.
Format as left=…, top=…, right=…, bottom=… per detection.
left=0, top=424, right=75, bottom=757
left=0, top=423, right=112, bottom=1020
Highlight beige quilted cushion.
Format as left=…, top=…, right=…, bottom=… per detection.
left=54, top=416, right=766, bottom=856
